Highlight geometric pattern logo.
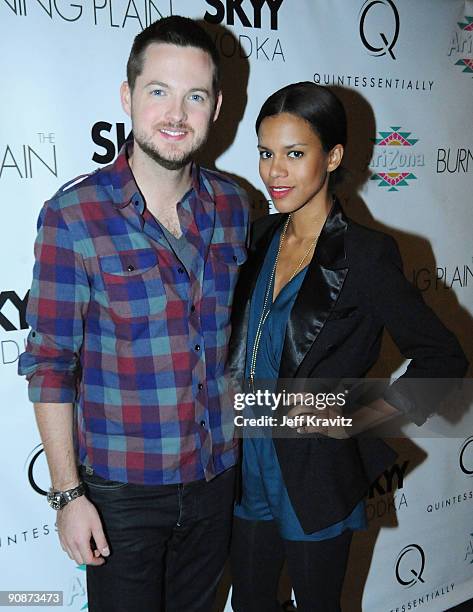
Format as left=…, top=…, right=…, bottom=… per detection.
left=370, top=126, right=419, bottom=191
left=77, top=564, right=88, bottom=610
left=454, top=16, right=473, bottom=76
left=66, top=565, right=88, bottom=610
left=465, top=533, right=473, bottom=565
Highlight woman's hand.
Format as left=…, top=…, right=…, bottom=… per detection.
left=286, top=397, right=400, bottom=438
left=285, top=403, right=349, bottom=439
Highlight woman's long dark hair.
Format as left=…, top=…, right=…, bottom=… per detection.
left=256, top=82, right=347, bottom=188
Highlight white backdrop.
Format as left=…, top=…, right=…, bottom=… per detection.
left=1, top=0, right=472, bottom=610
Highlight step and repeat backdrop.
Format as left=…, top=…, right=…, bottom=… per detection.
left=1, top=0, right=472, bottom=610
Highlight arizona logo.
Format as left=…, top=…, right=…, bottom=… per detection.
left=448, top=15, right=473, bottom=77
left=370, top=126, right=422, bottom=191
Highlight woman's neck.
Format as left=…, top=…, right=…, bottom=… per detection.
left=287, top=192, right=333, bottom=241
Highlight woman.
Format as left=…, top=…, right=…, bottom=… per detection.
left=228, top=82, right=468, bottom=611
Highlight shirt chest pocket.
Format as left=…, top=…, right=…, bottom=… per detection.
left=207, top=243, right=247, bottom=307
left=98, top=249, right=166, bottom=319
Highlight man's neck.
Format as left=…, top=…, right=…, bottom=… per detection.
left=128, top=142, right=193, bottom=230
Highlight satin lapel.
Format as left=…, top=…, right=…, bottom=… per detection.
left=229, top=214, right=285, bottom=382
left=279, top=201, right=349, bottom=378
left=244, top=214, right=285, bottom=301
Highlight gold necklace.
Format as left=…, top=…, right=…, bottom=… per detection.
left=249, top=214, right=318, bottom=388
left=288, top=228, right=319, bottom=283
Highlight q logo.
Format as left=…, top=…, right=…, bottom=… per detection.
left=395, top=544, right=426, bottom=587
left=459, top=437, right=473, bottom=476
left=359, top=0, right=400, bottom=59
left=25, top=443, right=48, bottom=496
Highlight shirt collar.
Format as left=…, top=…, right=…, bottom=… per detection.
left=104, top=138, right=214, bottom=210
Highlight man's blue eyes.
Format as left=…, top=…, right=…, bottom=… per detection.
left=150, top=90, right=205, bottom=102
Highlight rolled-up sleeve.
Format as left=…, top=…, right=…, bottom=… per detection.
left=18, top=202, right=90, bottom=403
left=373, top=235, right=469, bottom=425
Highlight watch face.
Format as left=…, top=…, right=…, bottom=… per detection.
left=47, top=484, right=84, bottom=510
left=47, top=492, right=63, bottom=510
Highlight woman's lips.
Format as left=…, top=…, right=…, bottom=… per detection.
left=269, top=186, right=294, bottom=200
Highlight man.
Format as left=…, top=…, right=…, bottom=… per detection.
left=19, top=16, right=248, bottom=612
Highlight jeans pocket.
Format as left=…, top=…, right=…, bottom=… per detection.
left=80, top=466, right=128, bottom=491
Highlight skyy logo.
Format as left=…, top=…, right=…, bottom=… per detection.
left=204, top=0, right=284, bottom=30
left=91, top=122, right=127, bottom=164
left=366, top=460, right=408, bottom=521
left=0, top=291, right=29, bottom=332
left=370, top=126, right=422, bottom=191
left=359, top=0, right=400, bottom=59
left=0, top=290, right=29, bottom=367
left=369, top=460, right=408, bottom=498
left=395, top=544, right=426, bottom=588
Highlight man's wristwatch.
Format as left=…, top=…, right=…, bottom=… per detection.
left=47, top=483, right=85, bottom=510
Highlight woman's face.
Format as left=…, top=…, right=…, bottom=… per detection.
left=257, top=112, right=342, bottom=214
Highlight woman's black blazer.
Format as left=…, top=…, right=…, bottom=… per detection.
left=229, top=200, right=468, bottom=533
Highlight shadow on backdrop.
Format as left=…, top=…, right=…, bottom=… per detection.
left=196, top=21, right=269, bottom=222
left=332, top=85, right=471, bottom=391
left=330, top=85, right=472, bottom=610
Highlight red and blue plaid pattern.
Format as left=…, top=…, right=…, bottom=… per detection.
left=19, top=141, right=249, bottom=485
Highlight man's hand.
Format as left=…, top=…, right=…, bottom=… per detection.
left=57, top=495, right=110, bottom=566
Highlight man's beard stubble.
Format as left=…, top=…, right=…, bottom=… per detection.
left=133, top=122, right=210, bottom=171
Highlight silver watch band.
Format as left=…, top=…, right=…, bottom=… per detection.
left=47, top=482, right=85, bottom=510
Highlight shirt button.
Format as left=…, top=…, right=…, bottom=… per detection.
left=31, top=331, right=36, bottom=338
left=198, top=383, right=204, bottom=390
left=127, top=264, right=135, bottom=272
left=134, top=200, right=139, bottom=206
left=178, top=267, right=184, bottom=274
left=200, top=420, right=206, bottom=428
left=190, top=305, right=196, bottom=312
left=195, top=344, right=200, bottom=351
left=233, top=255, right=238, bottom=262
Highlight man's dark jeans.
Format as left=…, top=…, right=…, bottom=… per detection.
left=82, top=465, right=235, bottom=612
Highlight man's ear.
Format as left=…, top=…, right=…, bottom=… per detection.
left=213, top=91, right=223, bottom=123
left=120, top=81, right=131, bottom=117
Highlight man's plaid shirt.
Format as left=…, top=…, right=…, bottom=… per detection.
left=19, top=141, right=249, bottom=485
